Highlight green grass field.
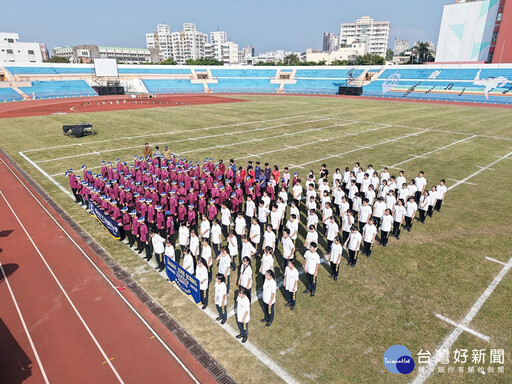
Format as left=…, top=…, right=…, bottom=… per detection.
left=1, top=95, right=511, bottom=384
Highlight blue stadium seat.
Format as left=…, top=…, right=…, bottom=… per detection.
left=19, top=80, right=97, bottom=99
left=142, top=79, right=204, bottom=94
left=0, top=87, right=23, bottom=101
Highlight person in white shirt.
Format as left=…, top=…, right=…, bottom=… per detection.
left=283, top=259, right=299, bottom=310
left=332, top=168, right=342, bottom=188
left=220, top=202, right=232, bottom=239
left=344, top=225, right=362, bottom=267
left=380, top=167, right=390, bottom=183
left=378, top=180, right=389, bottom=199
left=404, top=197, right=418, bottom=232
left=182, top=247, right=194, bottom=275
left=393, top=199, right=406, bottom=240
left=407, top=179, right=418, bottom=200
left=164, top=241, right=175, bottom=264
left=380, top=209, right=393, bottom=247
left=387, top=177, right=397, bottom=193
left=385, top=190, right=396, bottom=212
left=435, top=179, right=447, bottom=213
left=318, top=178, right=330, bottom=198
left=371, top=173, right=380, bottom=190
left=278, top=186, right=288, bottom=205
left=341, top=210, right=355, bottom=245
left=150, top=231, right=166, bottom=271
left=178, top=222, right=190, bottom=255
left=235, top=287, right=250, bottom=343
left=307, top=209, right=319, bottom=229
left=332, top=184, right=345, bottom=217
left=339, top=196, right=350, bottom=218
left=234, top=212, right=246, bottom=251
left=352, top=194, right=362, bottom=222
left=304, top=224, right=319, bottom=250
left=227, top=231, right=238, bottom=270
left=355, top=168, right=365, bottom=191
left=329, top=235, right=343, bottom=281
left=285, top=214, right=299, bottom=243
left=366, top=185, right=376, bottom=206
left=418, top=191, right=429, bottom=223
left=289, top=200, right=299, bottom=221
left=241, top=234, right=257, bottom=260
left=263, top=224, right=276, bottom=251
left=427, top=186, right=437, bottom=218
left=259, top=246, right=274, bottom=278
left=292, top=180, right=303, bottom=207
left=261, top=270, right=277, bottom=327
left=306, top=183, right=317, bottom=203
left=361, top=173, right=371, bottom=198
left=348, top=179, right=358, bottom=207
left=249, top=217, right=262, bottom=255
left=210, top=218, right=222, bottom=257
left=414, top=171, right=427, bottom=203
left=270, top=205, right=282, bottom=238
left=217, top=247, right=231, bottom=292
left=238, top=256, right=253, bottom=295
left=189, top=229, right=200, bottom=259
left=214, top=273, right=227, bottom=324
left=201, top=237, right=213, bottom=281
left=396, top=171, right=406, bottom=196
left=325, top=216, right=339, bottom=251
left=281, top=229, right=296, bottom=272
left=342, top=167, right=351, bottom=191
left=245, top=195, right=256, bottom=229
left=261, top=191, right=271, bottom=210
left=398, top=183, right=410, bottom=202
left=303, top=242, right=321, bottom=296
left=366, top=164, right=375, bottom=178
left=321, top=201, right=333, bottom=235
left=306, top=195, right=317, bottom=212
left=200, top=215, right=210, bottom=240
left=372, top=196, right=386, bottom=229
left=358, top=198, right=372, bottom=233
left=362, top=218, right=377, bottom=258
left=257, top=200, right=269, bottom=236
left=196, top=257, right=209, bottom=309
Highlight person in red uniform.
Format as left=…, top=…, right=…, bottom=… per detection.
left=156, top=205, right=165, bottom=238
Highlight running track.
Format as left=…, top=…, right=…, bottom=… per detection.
left=0, top=153, right=217, bottom=384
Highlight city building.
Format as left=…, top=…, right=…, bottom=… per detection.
left=170, top=23, right=208, bottom=64
left=340, top=16, right=390, bottom=57
left=253, top=50, right=302, bottom=64
left=209, top=31, right=228, bottom=61
left=221, top=41, right=239, bottom=64
left=306, top=38, right=367, bottom=64
left=238, top=45, right=254, bottom=64
left=323, top=33, right=340, bottom=52
left=436, top=0, right=504, bottom=62
left=146, top=24, right=173, bottom=61
left=393, top=38, right=410, bottom=55
left=0, top=32, right=44, bottom=63
left=40, top=44, right=49, bottom=61
left=52, top=45, right=159, bottom=64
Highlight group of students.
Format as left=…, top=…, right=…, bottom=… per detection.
left=66, top=150, right=446, bottom=343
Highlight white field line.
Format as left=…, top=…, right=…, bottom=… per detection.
left=387, top=135, right=477, bottom=169
left=19, top=152, right=74, bottom=198
left=125, top=241, right=298, bottom=384
left=22, top=115, right=309, bottom=154
left=410, top=150, right=512, bottom=384
left=435, top=314, right=490, bottom=342
left=446, top=178, right=476, bottom=186
left=0, top=261, right=50, bottom=384
left=411, top=256, right=512, bottom=384
left=0, top=158, right=200, bottom=384
left=290, top=130, right=427, bottom=169
left=0, top=190, right=125, bottom=384
left=34, top=118, right=331, bottom=163
left=485, top=257, right=507, bottom=266
left=447, top=150, right=512, bottom=191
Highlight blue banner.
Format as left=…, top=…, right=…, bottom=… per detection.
left=165, top=255, right=201, bottom=304
left=88, top=202, right=121, bottom=240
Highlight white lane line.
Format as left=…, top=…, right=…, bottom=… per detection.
left=0, top=190, right=125, bottom=384
left=411, top=256, right=512, bottom=384
left=485, top=257, right=507, bottom=266
left=0, top=261, right=50, bottom=384
left=435, top=314, right=490, bottom=342
left=447, top=150, right=512, bottom=191
left=447, top=178, right=476, bottom=186
left=19, top=152, right=73, bottom=198
left=22, top=115, right=308, bottom=153
left=35, top=117, right=330, bottom=163
left=290, top=129, right=426, bottom=169
left=0, top=158, right=200, bottom=384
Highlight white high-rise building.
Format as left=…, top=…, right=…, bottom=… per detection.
left=0, top=32, right=43, bottom=63
left=146, top=24, right=173, bottom=61
left=393, top=38, right=410, bottom=55
left=340, top=16, right=390, bottom=57
left=323, top=33, right=340, bottom=52
left=209, top=31, right=228, bottom=61
left=170, top=23, right=207, bottom=64
left=221, top=41, right=239, bottom=64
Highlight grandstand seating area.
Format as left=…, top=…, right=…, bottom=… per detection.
left=0, top=87, right=23, bottom=102
left=19, top=80, right=97, bottom=99
left=0, top=63, right=510, bottom=104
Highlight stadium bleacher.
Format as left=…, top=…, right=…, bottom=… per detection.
left=143, top=79, right=204, bottom=94
left=0, top=87, right=23, bottom=101
left=4, top=66, right=94, bottom=75
left=19, top=80, right=97, bottom=99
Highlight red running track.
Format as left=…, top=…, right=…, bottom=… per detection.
left=0, top=154, right=216, bottom=384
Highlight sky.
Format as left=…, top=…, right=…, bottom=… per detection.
left=1, top=0, right=455, bottom=54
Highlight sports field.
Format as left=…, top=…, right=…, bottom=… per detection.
left=1, top=95, right=511, bottom=384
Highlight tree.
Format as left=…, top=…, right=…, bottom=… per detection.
left=386, top=48, right=394, bottom=61
left=186, top=58, right=224, bottom=65
left=44, top=56, right=70, bottom=63
left=355, top=54, right=385, bottom=66
left=330, top=59, right=349, bottom=66
left=254, top=61, right=277, bottom=66
left=409, top=42, right=435, bottom=64
left=282, top=54, right=301, bottom=66
left=160, top=58, right=177, bottom=65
